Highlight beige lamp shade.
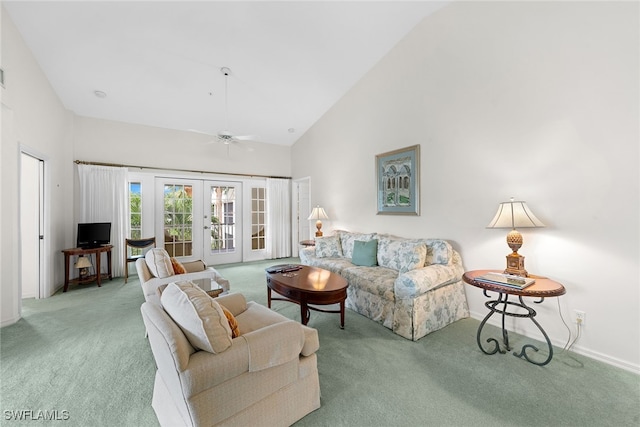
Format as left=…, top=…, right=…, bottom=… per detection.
left=487, top=198, right=545, bottom=277
left=486, top=198, right=545, bottom=229
left=308, top=206, right=329, bottom=237
left=307, top=206, right=329, bottom=221
left=74, top=256, right=92, bottom=269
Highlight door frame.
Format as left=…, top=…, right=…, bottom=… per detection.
left=19, top=146, right=47, bottom=300
left=292, top=177, right=311, bottom=257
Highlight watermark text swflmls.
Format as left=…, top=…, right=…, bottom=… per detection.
left=4, top=410, right=70, bottom=421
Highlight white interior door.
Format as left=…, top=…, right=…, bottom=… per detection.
left=203, top=181, right=242, bottom=265
left=20, top=152, right=44, bottom=299
left=291, top=178, right=311, bottom=257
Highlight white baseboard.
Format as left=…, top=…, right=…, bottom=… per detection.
left=468, top=310, right=639, bottom=375
left=1, top=314, right=21, bottom=328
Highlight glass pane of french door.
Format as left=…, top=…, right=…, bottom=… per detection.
left=204, top=181, right=242, bottom=265
left=163, top=183, right=194, bottom=258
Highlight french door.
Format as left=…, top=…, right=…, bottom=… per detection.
left=156, top=178, right=242, bottom=265
left=203, top=181, right=242, bottom=265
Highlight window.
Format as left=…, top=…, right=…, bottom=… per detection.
left=209, top=186, right=236, bottom=253
left=128, top=182, right=143, bottom=256
left=251, top=187, right=266, bottom=250
left=129, top=182, right=143, bottom=239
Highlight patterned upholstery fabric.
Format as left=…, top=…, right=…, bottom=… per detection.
left=299, top=231, right=469, bottom=341
left=337, top=230, right=377, bottom=259
left=377, top=237, right=427, bottom=273
left=314, top=235, right=342, bottom=258
left=377, top=234, right=452, bottom=266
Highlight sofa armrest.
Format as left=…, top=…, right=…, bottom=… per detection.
left=182, top=260, right=206, bottom=273
left=394, top=265, right=461, bottom=299
left=141, top=269, right=230, bottom=302
left=181, top=321, right=306, bottom=397
left=216, top=293, right=247, bottom=316
left=301, top=325, right=320, bottom=356
left=242, top=321, right=305, bottom=372
left=299, top=246, right=316, bottom=264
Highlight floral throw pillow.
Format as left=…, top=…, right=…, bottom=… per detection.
left=315, top=235, right=342, bottom=258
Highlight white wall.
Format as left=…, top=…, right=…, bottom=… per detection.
left=292, top=1, right=639, bottom=371
left=1, top=4, right=293, bottom=328
left=1, top=7, right=74, bottom=325
left=72, top=116, right=292, bottom=179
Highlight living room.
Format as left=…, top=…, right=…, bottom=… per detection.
left=1, top=1, right=638, bottom=424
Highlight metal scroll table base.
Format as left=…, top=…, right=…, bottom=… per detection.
left=476, top=290, right=553, bottom=366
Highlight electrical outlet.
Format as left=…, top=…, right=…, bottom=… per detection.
left=574, top=310, right=586, bottom=325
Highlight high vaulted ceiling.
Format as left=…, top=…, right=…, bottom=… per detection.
left=4, top=1, right=448, bottom=146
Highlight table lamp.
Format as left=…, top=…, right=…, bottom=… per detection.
left=308, top=205, right=329, bottom=237
left=486, top=198, right=545, bottom=277
left=74, top=255, right=92, bottom=279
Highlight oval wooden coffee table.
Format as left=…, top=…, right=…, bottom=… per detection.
left=266, top=265, right=348, bottom=328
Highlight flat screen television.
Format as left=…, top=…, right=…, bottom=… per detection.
left=77, top=222, right=111, bottom=249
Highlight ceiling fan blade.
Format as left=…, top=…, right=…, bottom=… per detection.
left=228, top=139, right=255, bottom=152
left=233, top=135, right=256, bottom=141
left=188, top=129, right=214, bottom=136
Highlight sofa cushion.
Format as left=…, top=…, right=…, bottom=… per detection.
left=341, top=266, right=397, bottom=300
left=303, top=257, right=357, bottom=275
left=145, top=248, right=174, bottom=278
left=377, top=238, right=427, bottom=273
left=161, top=281, right=232, bottom=354
left=315, top=235, right=342, bottom=258
left=376, top=234, right=452, bottom=266
left=338, top=231, right=377, bottom=259
left=352, top=239, right=378, bottom=267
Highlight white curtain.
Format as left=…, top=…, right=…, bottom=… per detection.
left=265, top=178, right=292, bottom=259
left=78, top=164, right=128, bottom=277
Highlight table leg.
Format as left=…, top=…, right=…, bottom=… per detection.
left=478, top=292, right=554, bottom=366
left=300, top=302, right=310, bottom=325
left=476, top=295, right=507, bottom=356
left=63, top=253, right=70, bottom=292
left=106, top=249, right=112, bottom=280
left=267, top=287, right=272, bottom=308
left=96, top=252, right=102, bottom=287
left=512, top=296, right=554, bottom=366
left=339, top=300, right=345, bottom=329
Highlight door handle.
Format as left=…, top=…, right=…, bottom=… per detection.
left=204, top=226, right=210, bottom=230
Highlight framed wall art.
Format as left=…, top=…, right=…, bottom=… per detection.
left=376, top=144, right=420, bottom=215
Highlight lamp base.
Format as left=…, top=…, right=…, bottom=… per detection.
left=504, top=252, right=528, bottom=277
left=315, top=220, right=323, bottom=237
left=315, top=230, right=323, bottom=237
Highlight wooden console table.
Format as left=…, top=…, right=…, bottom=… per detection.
left=61, top=246, right=113, bottom=292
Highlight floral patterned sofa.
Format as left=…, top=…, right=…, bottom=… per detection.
left=299, top=230, right=469, bottom=341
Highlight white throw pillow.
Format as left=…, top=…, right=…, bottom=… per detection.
left=161, top=281, right=232, bottom=354
left=145, top=248, right=174, bottom=278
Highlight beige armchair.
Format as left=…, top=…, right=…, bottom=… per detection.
left=136, top=256, right=230, bottom=305
left=140, top=292, right=321, bottom=426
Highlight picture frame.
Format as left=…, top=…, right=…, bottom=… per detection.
left=376, top=144, right=420, bottom=215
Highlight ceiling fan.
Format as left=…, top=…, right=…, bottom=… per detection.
left=206, top=67, right=255, bottom=153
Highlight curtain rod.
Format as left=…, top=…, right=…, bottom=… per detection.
left=74, top=160, right=291, bottom=180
